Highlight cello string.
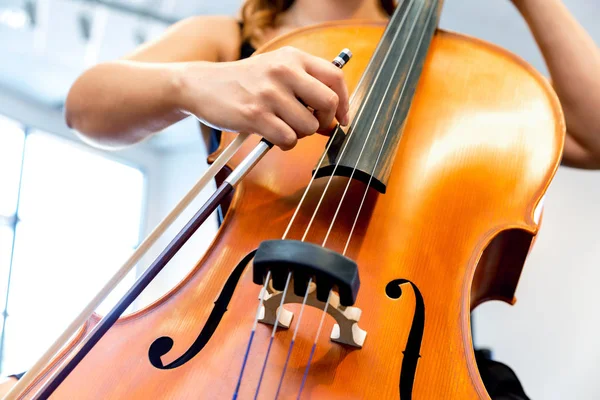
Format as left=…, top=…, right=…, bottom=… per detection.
left=273, top=2, right=418, bottom=392
left=248, top=79, right=370, bottom=395
left=282, top=44, right=373, bottom=241
left=294, top=3, right=434, bottom=397
left=253, top=272, right=292, bottom=399
left=232, top=270, right=271, bottom=400
left=344, top=0, right=436, bottom=256
left=262, top=64, right=380, bottom=394
left=258, top=0, right=414, bottom=387
left=233, top=48, right=358, bottom=397
left=296, top=290, right=332, bottom=400
left=247, top=73, right=366, bottom=395
left=237, top=1, right=413, bottom=394
left=291, top=0, right=413, bottom=243
left=233, top=128, right=342, bottom=399
left=251, top=0, right=417, bottom=395
left=274, top=278, right=313, bottom=399
left=281, top=129, right=344, bottom=240
left=321, top=0, right=423, bottom=249
left=300, top=0, right=415, bottom=243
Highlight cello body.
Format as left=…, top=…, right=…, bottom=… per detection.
left=19, top=20, right=564, bottom=400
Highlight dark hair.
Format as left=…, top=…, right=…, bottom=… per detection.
left=240, top=0, right=396, bottom=43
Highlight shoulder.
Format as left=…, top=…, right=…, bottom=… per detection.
left=126, top=15, right=243, bottom=63
left=169, top=15, right=243, bottom=62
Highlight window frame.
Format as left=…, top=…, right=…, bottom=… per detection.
left=0, top=123, right=27, bottom=373
left=0, top=115, right=152, bottom=374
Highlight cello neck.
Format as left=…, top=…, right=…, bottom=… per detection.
left=315, top=0, right=443, bottom=193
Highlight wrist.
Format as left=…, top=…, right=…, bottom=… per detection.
left=168, top=62, right=192, bottom=115
left=169, top=61, right=214, bottom=117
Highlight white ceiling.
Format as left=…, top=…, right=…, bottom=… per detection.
left=0, top=0, right=241, bottom=105
left=0, top=0, right=598, bottom=150
left=0, top=0, right=242, bottom=149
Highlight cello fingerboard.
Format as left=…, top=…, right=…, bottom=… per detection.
left=315, top=0, right=443, bottom=193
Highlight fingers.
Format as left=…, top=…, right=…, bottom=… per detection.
left=270, top=88, right=320, bottom=138
left=301, top=54, right=350, bottom=126
left=251, top=110, right=298, bottom=151
left=240, top=47, right=351, bottom=151
left=290, top=73, right=342, bottom=132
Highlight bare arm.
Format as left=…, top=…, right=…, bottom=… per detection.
left=0, top=377, right=17, bottom=396
left=514, top=0, right=600, bottom=169
left=65, top=16, right=241, bottom=149
left=66, top=16, right=349, bottom=151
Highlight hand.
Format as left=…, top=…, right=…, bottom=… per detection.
left=176, top=46, right=350, bottom=150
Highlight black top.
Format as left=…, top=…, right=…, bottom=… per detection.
left=238, top=21, right=257, bottom=60
left=240, top=39, right=257, bottom=60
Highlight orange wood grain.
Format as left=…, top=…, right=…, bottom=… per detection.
left=21, top=21, right=564, bottom=399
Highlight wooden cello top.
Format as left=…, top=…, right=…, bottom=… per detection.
left=17, top=15, right=564, bottom=400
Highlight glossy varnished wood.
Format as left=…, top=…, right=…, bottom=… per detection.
left=21, top=22, right=564, bottom=399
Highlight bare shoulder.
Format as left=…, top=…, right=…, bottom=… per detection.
left=125, top=15, right=242, bottom=63
left=168, top=15, right=243, bottom=61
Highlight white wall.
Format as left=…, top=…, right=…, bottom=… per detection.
left=0, top=85, right=160, bottom=170
left=0, top=86, right=221, bottom=316
left=472, top=168, right=600, bottom=400
left=0, top=86, right=169, bottom=370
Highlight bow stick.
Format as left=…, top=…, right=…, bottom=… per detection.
left=3, top=133, right=248, bottom=400
left=7, top=48, right=352, bottom=400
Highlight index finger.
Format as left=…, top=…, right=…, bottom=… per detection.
left=302, top=54, right=350, bottom=125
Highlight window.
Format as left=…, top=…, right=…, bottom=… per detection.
left=0, top=116, right=146, bottom=375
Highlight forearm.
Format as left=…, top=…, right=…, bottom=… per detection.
left=0, top=376, right=18, bottom=396
left=65, top=60, right=190, bottom=149
left=514, top=0, right=600, bottom=166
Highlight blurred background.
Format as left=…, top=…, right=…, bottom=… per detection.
left=0, top=0, right=598, bottom=398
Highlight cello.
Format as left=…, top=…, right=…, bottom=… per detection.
left=6, top=0, right=564, bottom=398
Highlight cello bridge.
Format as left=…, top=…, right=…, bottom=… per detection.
left=257, top=279, right=367, bottom=348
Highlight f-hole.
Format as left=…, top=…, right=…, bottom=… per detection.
left=386, top=279, right=425, bottom=400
